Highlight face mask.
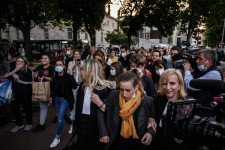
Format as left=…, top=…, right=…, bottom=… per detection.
left=197, top=61, right=208, bottom=72
left=110, top=70, right=116, bottom=76
left=66, top=51, right=71, bottom=55
left=197, top=65, right=207, bottom=72
left=132, top=89, right=136, bottom=98
left=55, top=66, right=64, bottom=73
left=156, top=68, right=164, bottom=76
left=122, top=53, right=127, bottom=57
left=137, top=69, right=142, bottom=74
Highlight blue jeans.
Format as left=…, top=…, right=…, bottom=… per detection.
left=54, top=97, right=72, bottom=138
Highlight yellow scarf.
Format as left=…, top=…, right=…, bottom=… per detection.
left=119, top=89, right=142, bottom=139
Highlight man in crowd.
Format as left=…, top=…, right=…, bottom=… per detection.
left=86, top=46, right=96, bottom=60
left=183, top=49, right=223, bottom=116
left=145, top=49, right=161, bottom=74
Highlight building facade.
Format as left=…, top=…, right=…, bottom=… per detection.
left=0, top=15, right=119, bottom=48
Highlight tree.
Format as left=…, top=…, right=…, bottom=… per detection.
left=0, top=0, right=52, bottom=60
left=81, top=0, right=110, bottom=47
left=53, top=0, right=83, bottom=48
left=178, top=0, right=208, bottom=42
left=144, top=0, right=181, bottom=37
left=105, top=29, right=133, bottom=45
left=118, top=0, right=145, bottom=48
left=203, top=0, right=225, bottom=47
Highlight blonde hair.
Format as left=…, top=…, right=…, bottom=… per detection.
left=83, top=59, right=113, bottom=92
left=158, top=69, right=187, bottom=99
left=16, top=56, right=29, bottom=73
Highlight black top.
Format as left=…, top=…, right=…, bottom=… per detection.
left=50, top=71, right=77, bottom=106
left=105, top=65, right=111, bottom=79
left=7, top=68, right=33, bottom=94
left=153, top=94, right=186, bottom=150
left=34, top=65, right=55, bottom=81
left=75, top=83, right=112, bottom=150
left=141, top=74, right=155, bottom=97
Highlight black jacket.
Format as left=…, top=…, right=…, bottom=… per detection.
left=50, top=71, right=77, bottom=106
left=141, top=74, right=155, bottom=97
left=74, top=83, right=112, bottom=150
left=153, top=94, right=186, bottom=150
left=98, top=90, right=155, bottom=150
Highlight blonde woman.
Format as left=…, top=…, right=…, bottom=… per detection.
left=74, top=59, right=113, bottom=150
left=2, top=56, right=33, bottom=132
left=153, top=69, right=187, bottom=150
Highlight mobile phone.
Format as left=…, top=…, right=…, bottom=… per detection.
left=77, top=59, right=81, bottom=64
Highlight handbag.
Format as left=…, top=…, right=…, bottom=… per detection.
left=32, top=78, right=50, bottom=102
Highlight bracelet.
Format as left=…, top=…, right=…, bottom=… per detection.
left=99, top=103, right=104, bottom=109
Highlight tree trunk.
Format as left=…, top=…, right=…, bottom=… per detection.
left=72, top=22, right=78, bottom=49
left=88, top=28, right=96, bottom=47
left=21, top=27, right=32, bottom=61
left=127, top=31, right=131, bottom=50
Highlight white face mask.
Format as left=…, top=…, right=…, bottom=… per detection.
left=122, top=53, right=127, bottom=57
left=156, top=68, right=164, bottom=76
left=66, top=51, right=71, bottom=55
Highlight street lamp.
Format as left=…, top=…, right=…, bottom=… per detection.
left=220, top=19, right=225, bottom=50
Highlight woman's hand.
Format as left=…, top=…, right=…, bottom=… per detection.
left=34, top=71, right=38, bottom=79
left=90, top=93, right=102, bottom=107
left=99, top=136, right=110, bottom=143
left=16, top=64, right=24, bottom=71
left=174, top=138, right=183, bottom=144
left=141, top=132, right=152, bottom=145
left=148, top=117, right=157, bottom=132
left=49, top=97, right=53, bottom=105
left=12, top=74, right=19, bottom=79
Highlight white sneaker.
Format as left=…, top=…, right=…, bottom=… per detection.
left=50, top=138, right=60, bottom=148
left=68, top=125, right=73, bottom=134
left=24, top=124, right=32, bottom=131
left=11, top=125, right=24, bottom=132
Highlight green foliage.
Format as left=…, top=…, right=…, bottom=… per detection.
left=105, top=29, right=133, bottom=45
left=81, top=0, right=110, bottom=46
left=118, top=0, right=144, bottom=48
left=144, top=0, right=181, bottom=37
left=0, top=0, right=53, bottom=59
left=203, top=0, right=225, bottom=47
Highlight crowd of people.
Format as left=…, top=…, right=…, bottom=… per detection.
left=0, top=44, right=224, bottom=150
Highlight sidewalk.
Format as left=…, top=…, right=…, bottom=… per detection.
left=0, top=105, right=72, bottom=150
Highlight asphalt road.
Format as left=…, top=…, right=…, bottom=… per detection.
left=0, top=105, right=72, bottom=150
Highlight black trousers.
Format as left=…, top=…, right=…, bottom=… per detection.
left=11, top=93, right=32, bottom=126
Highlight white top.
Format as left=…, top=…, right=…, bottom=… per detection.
left=82, top=87, right=91, bottom=115
left=159, top=101, right=169, bottom=127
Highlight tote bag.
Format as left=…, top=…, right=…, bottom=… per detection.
left=32, top=79, right=50, bottom=102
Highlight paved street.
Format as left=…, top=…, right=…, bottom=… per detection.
left=0, top=105, right=72, bottom=150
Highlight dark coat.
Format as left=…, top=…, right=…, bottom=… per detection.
left=50, top=71, right=77, bottom=107
left=74, top=83, right=112, bottom=150
left=98, top=90, right=155, bottom=150
left=153, top=94, right=187, bottom=150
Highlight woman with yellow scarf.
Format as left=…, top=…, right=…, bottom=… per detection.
left=91, top=70, right=155, bottom=150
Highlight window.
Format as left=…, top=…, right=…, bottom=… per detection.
left=101, top=32, right=104, bottom=43
left=85, top=32, right=88, bottom=40
left=112, top=23, right=114, bottom=28
left=107, top=21, right=109, bottom=27
left=67, top=28, right=73, bottom=39
left=44, top=29, right=49, bottom=39
left=77, top=33, right=80, bottom=40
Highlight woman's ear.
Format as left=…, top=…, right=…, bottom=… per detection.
left=135, top=85, right=139, bottom=91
